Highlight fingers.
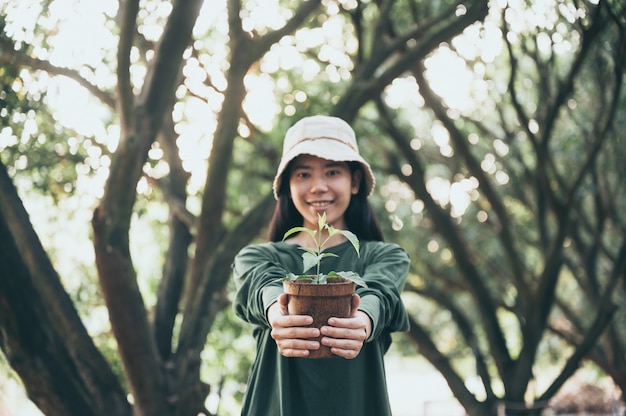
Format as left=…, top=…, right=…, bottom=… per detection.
left=321, top=309, right=370, bottom=359
left=320, top=325, right=367, bottom=343
left=326, top=310, right=369, bottom=334
left=321, top=338, right=363, bottom=359
left=271, top=322, right=320, bottom=357
left=272, top=337, right=321, bottom=357
left=270, top=312, right=311, bottom=327
left=319, top=326, right=365, bottom=359
left=269, top=305, right=321, bottom=357
left=278, top=292, right=289, bottom=308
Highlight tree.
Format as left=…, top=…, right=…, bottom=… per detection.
left=0, top=0, right=489, bottom=415
left=4, top=1, right=624, bottom=415
left=370, top=0, right=626, bottom=414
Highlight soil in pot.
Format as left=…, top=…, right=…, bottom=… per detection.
left=282, top=277, right=356, bottom=359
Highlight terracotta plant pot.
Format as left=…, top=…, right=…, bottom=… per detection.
left=282, top=278, right=356, bottom=359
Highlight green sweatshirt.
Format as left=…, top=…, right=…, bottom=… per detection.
left=232, top=240, right=410, bottom=416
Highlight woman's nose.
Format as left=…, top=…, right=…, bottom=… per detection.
left=310, top=175, right=328, bottom=193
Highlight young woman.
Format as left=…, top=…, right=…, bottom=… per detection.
left=232, top=115, right=410, bottom=416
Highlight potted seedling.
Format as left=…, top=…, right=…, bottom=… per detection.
left=281, top=212, right=367, bottom=358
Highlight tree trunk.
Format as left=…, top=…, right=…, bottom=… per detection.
left=0, top=161, right=131, bottom=416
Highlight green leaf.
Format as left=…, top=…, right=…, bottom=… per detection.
left=282, top=212, right=362, bottom=283
left=298, top=246, right=317, bottom=257
left=318, top=212, right=327, bottom=231
left=340, top=229, right=360, bottom=257
left=302, top=252, right=322, bottom=273
left=327, top=271, right=368, bottom=288
left=324, top=222, right=360, bottom=257
left=301, top=250, right=337, bottom=273
left=312, top=274, right=327, bottom=284
left=283, top=226, right=314, bottom=241
left=282, top=272, right=299, bottom=281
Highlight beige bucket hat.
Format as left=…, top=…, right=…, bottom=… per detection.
left=272, top=115, right=375, bottom=199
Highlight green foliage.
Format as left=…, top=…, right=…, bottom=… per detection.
left=0, top=16, right=99, bottom=200
left=0, top=83, right=94, bottom=200
left=281, top=212, right=367, bottom=287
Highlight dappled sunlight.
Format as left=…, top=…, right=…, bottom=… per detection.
left=381, top=169, right=481, bottom=223
left=384, top=77, right=424, bottom=109
left=449, top=178, right=477, bottom=218
left=4, top=0, right=118, bottom=68
left=425, top=47, right=475, bottom=114
left=47, top=78, right=113, bottom=138
left=260, top=7, right=356, bottom=84
left=481, top=153, right=511, bottom=186
left=426, top=171, right=482, bottom=218
left=241, top=0, right=287, bottom=34
left=431, top=122, right=454, bottom=157
left=280, top=87, right=309, bottom=116
left=0, top=127, right=17, bottom=149
left=243, top=73, right=279, bottom=131
left=2, top=0, right=505, bottom=209
left=411, top=199, right=425, bottom=214
left=427, top=240, right=440, bottom=253
left=262, top=42, right=305, bottom=72
left=137, top=1, right=171, bottom=40
left=1, top=0, right=528, bottom=205
left=427, top=177, right=452, bottom=207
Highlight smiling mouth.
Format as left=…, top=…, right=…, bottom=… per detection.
left=309, top=201, right=332, bottom=208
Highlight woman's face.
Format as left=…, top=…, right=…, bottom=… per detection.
left=288, top=154, right=361, bottom=230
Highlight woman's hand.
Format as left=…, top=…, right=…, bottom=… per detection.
left=267, top=293, right=321, bottom=357
left=321, top=294, right=371, bottom=359
left=267, top=293, right=372, bottom=359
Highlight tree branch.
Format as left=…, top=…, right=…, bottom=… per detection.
left=376, top=100, right=513, bottom=379
left=0, top=36, right=115, bottom=108
left=406, top=316, right=489, bottom=413
left=93, top=1, right=205, bottom=414
left=116, top=0, right=140, bottom=131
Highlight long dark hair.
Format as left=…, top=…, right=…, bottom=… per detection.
left=266, top=161, right=384, bottom=242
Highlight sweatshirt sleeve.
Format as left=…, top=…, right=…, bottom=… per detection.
left=355, top=242, right=410, bottom=341
left=232, top=244, right=287, bottom=327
